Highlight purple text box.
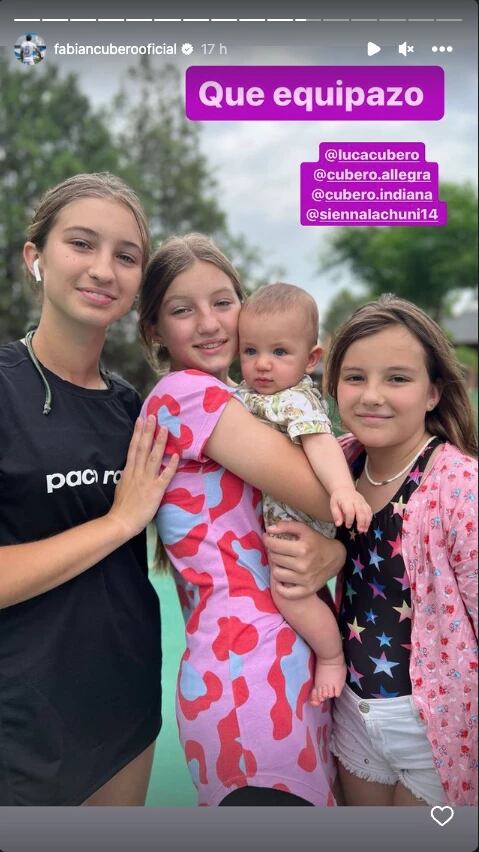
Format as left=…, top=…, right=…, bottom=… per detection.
left=305, top=168, right=438, bottom=185
left=300, top=141, right=446, bottom=226
left=304, top=164, right=438, bottom=183
left=185, top=66, right=444, bottom=121
left=302, top=159, right=439, bottom=189
left=301, top=202, right=448, bottom=227
left=307, top=182, right=438, bottom=200
left=314, top=141, right=427, bottom=159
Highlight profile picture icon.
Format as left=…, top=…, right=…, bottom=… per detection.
left=14, top=32, right=46, bottom=65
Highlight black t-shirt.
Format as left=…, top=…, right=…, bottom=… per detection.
left=0, top=341, right=162, bottom=805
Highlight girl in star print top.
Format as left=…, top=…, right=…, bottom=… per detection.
left=138, top=234, right=348, bottom=807
left=320, top=295, right=477, bottom=807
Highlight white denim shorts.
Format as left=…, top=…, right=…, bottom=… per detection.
left=330, top=683, right=446, bottom=805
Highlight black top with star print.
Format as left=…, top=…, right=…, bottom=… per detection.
left=337, top=438, right=442, bottom=699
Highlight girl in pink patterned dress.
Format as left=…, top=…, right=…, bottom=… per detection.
left=321, top=296, right=477, bottom=807
left=138, top=234, right=346, bottom=806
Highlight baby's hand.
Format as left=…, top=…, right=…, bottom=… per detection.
left=330, top=487, right=372, bottom=533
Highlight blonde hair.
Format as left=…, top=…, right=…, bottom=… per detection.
left=325, top=294, right=477, bottom=456
left=241, top=282, right=319, bottom=348
left=139, top=232, right=244, bottom=373
left=26, top=172, right=150, bottom=273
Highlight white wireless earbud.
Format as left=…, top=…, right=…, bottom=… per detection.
left=32, top=258, right=42, bottom=283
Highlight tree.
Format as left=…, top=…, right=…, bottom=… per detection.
left=320, top=183, right=478, bottom=322
left=1, top=58, right=263, bottom=396
left=112, top=60, right=228, bottom=242
left=0, top=57, right=122, bottom=343
left=111, top=59, right=270, bottom=281
left=320, top=289, right=369, bottom=338
left=104, top=60, right=264, bottom=394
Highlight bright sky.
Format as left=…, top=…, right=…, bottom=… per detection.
left=5, top=13, right=477, bottom=318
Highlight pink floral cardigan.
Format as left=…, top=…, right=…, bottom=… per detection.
left=338, top=436, right=478, bottom=805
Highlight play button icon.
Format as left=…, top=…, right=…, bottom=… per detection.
left=367, top=41, right=381, bottom=56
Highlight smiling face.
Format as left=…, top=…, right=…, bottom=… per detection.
left=239, top=308, right=321, bottom=394
left=337, top=324, right=441, bottom=453
left=155, top=259, right=242, bottom=382
left=24, top=197, right=143, bottom=331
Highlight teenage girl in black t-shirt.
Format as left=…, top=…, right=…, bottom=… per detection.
left=0, top=173, right=178, bottom=805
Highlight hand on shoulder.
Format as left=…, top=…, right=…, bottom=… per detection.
left=108, top=416, right=179, bottom=538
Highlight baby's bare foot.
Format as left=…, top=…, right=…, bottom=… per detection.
left=310, top=658, right=346, bottom=705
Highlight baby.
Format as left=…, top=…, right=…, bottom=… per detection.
left=237, top=283, right=371, bottom=703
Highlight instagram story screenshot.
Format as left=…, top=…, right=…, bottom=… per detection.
left=0, top=0, right=477, bottom=850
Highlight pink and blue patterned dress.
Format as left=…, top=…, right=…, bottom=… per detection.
left=143, top=369, right=336, bottom=806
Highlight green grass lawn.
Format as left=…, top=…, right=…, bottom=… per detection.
left=146, top=565, right=196, bottom=806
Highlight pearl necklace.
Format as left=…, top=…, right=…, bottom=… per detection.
left=364, top=437, right=435, bottom=486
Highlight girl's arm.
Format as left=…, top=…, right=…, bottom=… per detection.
left=263, top=520, right=346, bottom=600
left=0, top=418, right=178, bottom=609
left=454, top=554, right=478, bottom=639
left=205, top=398, right=332, bottom=521
left=446, top=475, right=478, bottom=638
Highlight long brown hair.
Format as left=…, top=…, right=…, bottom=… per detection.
left=324, top=294, right=477, bottom=457
left=139, top=233, right=244, bottom=373
left=138, top=233, right=244, bottom=571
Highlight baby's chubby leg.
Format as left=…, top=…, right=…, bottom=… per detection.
left=271, top=582, right=346, bottom=704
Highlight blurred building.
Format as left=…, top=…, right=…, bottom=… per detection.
left=443, top=309, right=478, bottom=351
left=443, top=308, right=478, bottom=389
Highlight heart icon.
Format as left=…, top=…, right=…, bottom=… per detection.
left=430, top=805, right=454, bottom=827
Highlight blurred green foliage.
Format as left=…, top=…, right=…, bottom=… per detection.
left=2, top=55, right=477, bottom=398
left=0, top=57, right=265, bottom=396
left=321, top=183, right=478, bottom=329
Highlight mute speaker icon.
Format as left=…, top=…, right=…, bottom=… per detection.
left=367, top=41, right=381, bottom=56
